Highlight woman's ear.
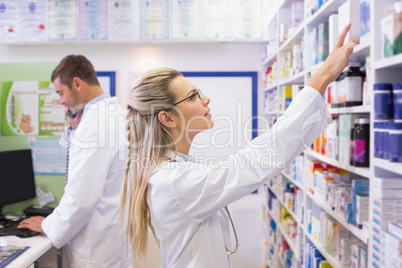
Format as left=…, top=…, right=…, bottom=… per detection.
left=158, top=111, right=177, bottom=129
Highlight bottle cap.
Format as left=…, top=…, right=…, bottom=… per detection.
left=358, top=118, right=370, bottom=124
left=390, top=122, right=402, bottom=130
left=374, top=122, right=382, bottom=129
left=374, top=83, right=393, bottom=90
left=348, top=62, right=361, bottom=67
left=393, top=83, right=402, bottom=90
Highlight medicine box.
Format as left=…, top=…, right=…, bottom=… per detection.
left=329, top=14, right=338, bottom=52
left=372, top=176, right=402, bottom=189
left=338, top=0, right=360, bottom=43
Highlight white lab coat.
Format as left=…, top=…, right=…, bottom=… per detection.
left=42, top=97, right=131, bottom=268
left=148, top=86, right=331, bottom=268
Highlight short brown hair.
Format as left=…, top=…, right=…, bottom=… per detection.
left=51, top=55, right=100, bottom=88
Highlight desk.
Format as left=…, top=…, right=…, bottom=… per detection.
left=6, top=234, right=55, bottom=268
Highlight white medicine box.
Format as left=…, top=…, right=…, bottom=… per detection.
left=338, top=0, right=360, bottom=44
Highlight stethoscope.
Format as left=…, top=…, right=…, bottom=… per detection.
left=166, top=157, right=240, bottom=255
left=224, top=206, right=240, bottom=255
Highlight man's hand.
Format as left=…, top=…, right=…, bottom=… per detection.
left=65, top=107, right=83, bottom=130
left=18, top=216, right=45, bottom=232
left=69, top=111, right=82, bottom=130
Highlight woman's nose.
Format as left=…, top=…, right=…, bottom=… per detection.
left=203, top=95, right=210, bottom=105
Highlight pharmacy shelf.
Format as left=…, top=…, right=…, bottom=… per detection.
left=266, top=12, right=278, bottom=30
left=267, top=201, right=301, bottom=264
left=328, top=105, right=371, bottom=114
left=278, top=24, right=305, bottom=53
left=305, top=191, right=369, bottom=244
left=373, top=158, right=402, bottom=176
left=278, top=71, right=305, bottom=86
left=261, top=218, right=270, bottom=237
left=277, top=195, right=303, bottom=230
left=265, top=82, right=278, bottom=91
left=280, top=226, right=301, bottom=262
left=305, top=0, right=347, bottom=27
left=267, top=184, right=278, bottom=197
left=305, top=232, right=342, bottom=268
left=263, top=52, right=278, bottom=66
left=306, top=150, right=370, bottom=178
left=351, top=34, right=370, bottom=59
left=306, top=150, right=338, bottom=166
left=281, top=171, right=305, bottom=192
left=278, top=254, right=286, bottom=268
left=374, top=53, right=402, bottom=70
left=339, top=162, right=370, bottom=178
left=267, top=207, right=281, bottom=229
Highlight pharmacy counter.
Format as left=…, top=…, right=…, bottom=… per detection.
left=6, top=234, right=55, bottom=268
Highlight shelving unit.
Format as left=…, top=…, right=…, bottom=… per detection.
left=373, top=158, right=402, bottom=176
left=278, top=71, right=305, bottom=86
left=260, top=0, right=402, bottom=267
left=305, top=190, right=369, bottom=244
left=305, top=232, right=341, bottom=268
left=265, top=185, right=302, bottom=266
left=307, top=150, right=371, bottom=178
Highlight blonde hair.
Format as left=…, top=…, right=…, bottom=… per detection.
left=121, top=67, right=182, bottom=260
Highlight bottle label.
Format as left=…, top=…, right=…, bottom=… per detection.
left=350, top=139, right=355, bottom=162
left=345, top=77, right=363, bottom=102
left=355, top=139, right=366, bottom=163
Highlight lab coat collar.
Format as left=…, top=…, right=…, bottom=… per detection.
left=82, top=93, right=111, bottom=117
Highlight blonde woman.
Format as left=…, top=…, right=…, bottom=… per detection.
left=122, top=24, right=359, bottom=267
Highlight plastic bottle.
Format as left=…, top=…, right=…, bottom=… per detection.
left=354, top=118, right=370, bottom=167
left=292, top=44, right=302, bottom=75
left=388, top=122, right=402, bottom=162
left=337, top=70, right=347, bottom=107
left=374, top=122, right=384, bottom=158
left=374, top=83, right=393, bottom=120
left=344, top=62, right=364, bottom=107
left=393, top=82, right=402, bottom=121
left=383, top=122, right=391, bottom=160
left=331, top=73, right=342, bottom=108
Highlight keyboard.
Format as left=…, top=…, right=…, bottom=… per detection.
left=0, top=219, right=40, bottom=238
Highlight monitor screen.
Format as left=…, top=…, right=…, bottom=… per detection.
left=0, top=149, right=36, bottom=211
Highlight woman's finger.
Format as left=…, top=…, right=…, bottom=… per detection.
left=335, top=23, right=352, bottom=49
left=344, top=37, right=360, bottom=57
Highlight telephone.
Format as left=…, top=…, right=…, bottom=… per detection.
left=23, top=205, right=54, bottom=217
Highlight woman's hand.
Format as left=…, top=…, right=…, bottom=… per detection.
left=308, top=23, right=360, bottom=95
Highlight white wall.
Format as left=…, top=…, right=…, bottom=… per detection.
left=0, top=43, right=263, bottom=108
left=0, top=42, right=265, bottom=267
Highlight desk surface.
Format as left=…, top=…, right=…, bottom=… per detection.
left=7, top=234, right=52, bottom=268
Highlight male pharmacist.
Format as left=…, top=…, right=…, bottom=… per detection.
left=18, top=55, right=131, bottom=268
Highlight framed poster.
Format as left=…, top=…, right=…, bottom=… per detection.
left=97, top=71, right=116, bottom=97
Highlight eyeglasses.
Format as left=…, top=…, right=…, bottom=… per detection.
left=172, top=88, right=203, bottom=106
left=224, top=206, right=240, bottom=255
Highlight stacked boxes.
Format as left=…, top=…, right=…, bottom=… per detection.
left=371, top=176, right=402, bottom=268
left=381, top=227, right=402, bottom=268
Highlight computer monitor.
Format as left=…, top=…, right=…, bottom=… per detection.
left=0, top=149, right=36, bottom=219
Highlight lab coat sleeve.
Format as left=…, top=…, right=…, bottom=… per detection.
left=42, top=123, right=113, bottom=249
left=168, top=86, right=332, bottom=223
